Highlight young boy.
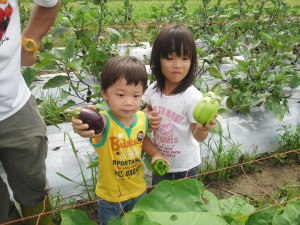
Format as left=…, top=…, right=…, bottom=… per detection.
left=72, top=56, right=168, bottom=225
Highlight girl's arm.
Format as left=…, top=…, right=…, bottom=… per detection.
left=144, top=104, right=161, bottom=132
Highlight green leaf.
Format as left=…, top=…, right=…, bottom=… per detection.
left=215, top=34, right=229, bottom=47
left=60, top=89, right=71, bottom=100
left=109, top=210, right=160, bottom=225
left=206, top=65, right=223, bottom=80
left=64, top=39, right=76, bottom=62
left=22, top=67, right=37, bottom=88
left=264, top=96, right=287, bottom=121
left=42, top=75, right=69, bottom=90
left=61, top=209, right=97, bottom=225
left=143, top=212, right=229, bottom=225
left=113, top=179, right=231, bottom=225
left=105, top=28, right=121, bottom=43
left=239, top=46, right=251, bottom=59
left=259, top=32, right=273, bottom=46
left=273, top=201, right=300, bottom=225
left=134, top=179, right=207, bottom=213
left=235, top=59, right=248, bottom=70
left=88, top=44, right=98, bottom=62
left=59, top=100, right=76, bottom=111
left=289, top=75, right=300, bottom=89
left=246, top=205, right=280, bottom=225
left=219, top=196, right=256, bottom=223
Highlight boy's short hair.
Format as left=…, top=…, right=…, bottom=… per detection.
left=100, top=56, right=148, bottom=92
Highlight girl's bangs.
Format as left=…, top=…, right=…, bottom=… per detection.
left=160, top=33, right=192, bottom=58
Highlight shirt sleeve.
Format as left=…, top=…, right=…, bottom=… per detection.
left=34, top=0, right=58, bottom=7
left=142, top=82, right=156, bottom=105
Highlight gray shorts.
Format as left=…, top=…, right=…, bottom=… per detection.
left=0, top=96, right=49, bottom=222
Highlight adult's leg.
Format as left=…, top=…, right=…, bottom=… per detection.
left=0, top=96, right=54, bottom=224
left=0, top=176, right=13, bottom=223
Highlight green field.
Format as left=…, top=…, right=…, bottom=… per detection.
left=107, top=0, right=300, bottom=20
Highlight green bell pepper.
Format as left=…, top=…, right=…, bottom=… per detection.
left=152, top=159, right=169, bottom=176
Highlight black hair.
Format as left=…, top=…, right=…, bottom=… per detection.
left=150, top=24, right=198, bottom=94
left=100, top=56, right=148, bottom=93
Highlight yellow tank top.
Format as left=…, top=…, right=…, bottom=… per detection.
left=90, top=110, right=148, bottom=202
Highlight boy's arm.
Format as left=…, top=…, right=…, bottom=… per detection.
left=21, top=0, right=61, bottom=66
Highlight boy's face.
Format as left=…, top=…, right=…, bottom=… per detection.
left=102, top=78, right=144, bottom=124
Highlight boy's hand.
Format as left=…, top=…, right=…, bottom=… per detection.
left=151, top=152, right=170, bottom=170
left=71, top=105, right=99, bottom=138
left=72, top=118, right=95, bottom=138
left=148, top=110, right=161, bottom=132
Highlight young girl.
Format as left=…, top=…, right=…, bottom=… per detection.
left=72, top=56, right=167, bottom=225
left=143, top=24, right=216, bottom=186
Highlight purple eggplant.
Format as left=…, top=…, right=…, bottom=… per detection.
left=65, top=108, right=104, bottom=134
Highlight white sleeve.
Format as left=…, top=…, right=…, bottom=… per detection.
left=34, top=0, right=58, bottom=7
left=142, top=82, right=156, bottom=105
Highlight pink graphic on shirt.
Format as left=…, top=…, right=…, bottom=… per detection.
left=0, top=1, right=12, bottom=44
left=152, top=106, right=185, bottom=157
left=158, top=123, right=174, bottom=137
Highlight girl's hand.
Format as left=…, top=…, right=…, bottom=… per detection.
left=192, top=115, right=217, bottom=141
left=196, top=115, right=217, bottom=131
left=148, top=110, right=161, bottom=132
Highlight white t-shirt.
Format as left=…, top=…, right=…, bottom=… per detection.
left=0, top=0, right=58, bottom=121
left=143, top=82, right=203, bottom=172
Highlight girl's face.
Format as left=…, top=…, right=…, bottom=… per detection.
left=102, top=78, right=144, bottom=126
left=160, top=52, right=191, bottom=92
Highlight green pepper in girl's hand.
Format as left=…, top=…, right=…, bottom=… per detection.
left=152, top=159, right=169, bottom=176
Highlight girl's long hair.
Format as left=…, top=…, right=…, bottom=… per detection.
left=150, top=24, right=198, bottom=94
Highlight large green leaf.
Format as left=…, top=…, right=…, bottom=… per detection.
left=109, top=210, right=160, bottom=225
left=246, top=206, right=280, bottom=225
left=117, top=179, right=230, bottom=225
left=273, top=201, right=300, bottom=225
left=61, top=209, right=97, bottom=225
left=143, top=211, right=229, bottom=225
left=219, top=196, right=256, bottom=224
left=134, top=179, right=207, bottom=212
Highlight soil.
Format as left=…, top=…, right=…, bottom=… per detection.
left=205, top=159, right=300, bottom=204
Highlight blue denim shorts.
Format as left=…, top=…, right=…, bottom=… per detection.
left=97, top=192, right=146, bottom=225
left=152, top=165, right=200, bottom=186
